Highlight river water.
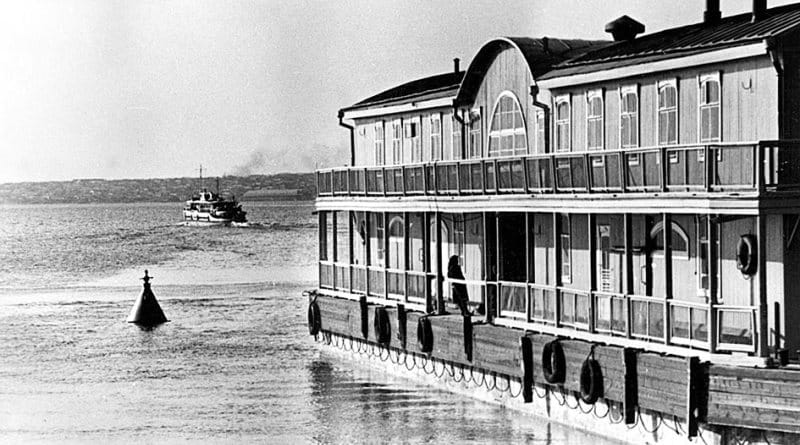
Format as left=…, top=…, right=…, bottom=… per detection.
left=0, top=202, right=617, bottom=444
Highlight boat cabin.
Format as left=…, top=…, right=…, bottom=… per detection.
left=316, top=0, right=800, bottom=365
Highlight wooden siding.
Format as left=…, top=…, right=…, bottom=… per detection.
left=472, top=47, right=535, bottom=157
left=550, top=56, right=778, bottom=151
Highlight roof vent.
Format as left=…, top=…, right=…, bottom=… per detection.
left=453, top=58, right=460, bottom=73
left=752, top=0, right=766, bottom=22
left=604, top=16, right=645, bottom=42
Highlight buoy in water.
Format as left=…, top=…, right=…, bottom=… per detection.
left=127, top=270, right=169, bottom=326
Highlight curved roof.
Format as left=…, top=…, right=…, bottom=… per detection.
left=454, top=37, right=609, bottom=106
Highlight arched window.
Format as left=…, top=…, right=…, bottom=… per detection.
left=650, top=220, right=689, bottom=259
left=699, top=73, right=721, bottom=142
left=657, top=80, right=678, bottom=146
left=488, top=92, right=527, bottom=157
left=388, top=215, right=404, bottom=269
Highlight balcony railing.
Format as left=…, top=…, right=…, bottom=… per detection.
left=317, top=141, right=800, bottom=198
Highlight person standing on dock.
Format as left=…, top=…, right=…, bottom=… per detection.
left=447, top=255, right=471, bottom=316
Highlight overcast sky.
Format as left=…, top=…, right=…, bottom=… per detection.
left=0, top=0, right=794, bottom=182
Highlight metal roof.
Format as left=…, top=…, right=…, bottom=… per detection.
left=541, top=2, right=800, bottom=79
left=340, top=71, right=464, bottom=113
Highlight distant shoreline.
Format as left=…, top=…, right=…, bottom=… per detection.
left=0, top=172, right=316, bottom=205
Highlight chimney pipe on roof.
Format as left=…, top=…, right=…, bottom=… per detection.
left=753, top=0, right=766, bottom=21
left=705, top=0, right=721, bottom=24
left=453, top=58, right=460, bottom=73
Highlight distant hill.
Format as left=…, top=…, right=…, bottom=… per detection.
left=0, top=173, right=316, bottom=204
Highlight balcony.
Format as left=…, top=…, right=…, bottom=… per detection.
left=317, top=141, right=800, bottom=198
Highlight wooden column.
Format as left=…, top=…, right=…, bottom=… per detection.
left=525, top=213, right=531, bottom=321
left=624, top=213, right=633, bottom=339
left=588, top=213, right=596, bottom=332
left=483, top=212, right=492, bottom=323
left=757, top=214, right=769, bottom=357
left=332, top=211, right=337, bottom=289
left=554, top=212, right=562, bottom=328
left=348, top=211, right=354, bottom=293
left=423, top=212, right=432, bottom=313
left=708, top=215, right=718, bottom=353
left=403, top=211, right=410, bottom=303
left=384, top=212, right=390, bottom=299
left=663, top=213, right=672, bottom=345
left=435, top=212, right=445, bottom=315
left=365, top=212, right=371, bottom=296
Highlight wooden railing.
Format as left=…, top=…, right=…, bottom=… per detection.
left=320, top=261, right=759, bottom=355
left=317, top=141, right=800, bottom=198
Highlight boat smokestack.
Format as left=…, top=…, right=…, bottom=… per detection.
left=752, top=0, right=766, bottom=21
left=127, top=270, right=169, bottom=327
left=453, top=58, right=460, bottom=73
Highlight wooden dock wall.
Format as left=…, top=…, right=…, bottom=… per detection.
left=312, top=293, right=800, bottom=438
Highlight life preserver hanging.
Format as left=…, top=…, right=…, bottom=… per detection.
left=542, top=340, right=566, bottom=384
left=579, top=358, right=603, bottom=404
left=307, top=301, right=321, bottom=336
left=736, top=234, right=758, bottom=276
left=417, top=316, right=433, bottom=353
left=374, top=306, right=391, bottom=344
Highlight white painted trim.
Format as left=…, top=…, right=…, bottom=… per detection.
left=698, top=72, right=722, bottom=143
left=538, top=43, right=767, bottom=89
left=585, top=89, right=604, bottom=151
left=343, top=97, right=455, bottom=120
left=619, top=84, right=639, bottom=149
left=487, top=90, right=529, bottom=157
left=657, top=78, right=679, bottom=146
left=554, top=94, right=571, bottom=152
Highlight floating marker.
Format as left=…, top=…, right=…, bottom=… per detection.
left=127, top=270, right=169, bottom=326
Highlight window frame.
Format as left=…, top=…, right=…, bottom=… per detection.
left=451, top=112, right=462, bottom=160
left=560, top=215, right=572, bottom=285
left=535, top=110, right=545, bottom=154
left=404, top=116, right=421, bottom=163
left=619, top=85, right=639, bottom=149
left=468, top=108, right=482, bottom=159
left=488, top=91, right=529, bottom=158
left=555, top=95, right=571, bottom=152
left=391, top=119, right=402, bottom=165
left=657, top=79, right=679, bottom=146
left=586, top=89, right=604, bottom=151
left=430, top=113, right=442, bottom=161
left=698, top=72, right=721, bottom=143
left=374, top=121, right=385, bottom=166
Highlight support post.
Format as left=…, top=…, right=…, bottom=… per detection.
left=623, top=347, right=638, bottom=425
left=757, top=214, right=769, bottom=357
left=686, top=356, right=700, bottom=438
left=554, top=213, right=562, bottom=328
left=403, top=211, right=409, bottom=303
left=520, top=336, right=534, bottom=403
left=423, top=212, right=432, bottom=313
left=435, top=212, right=445, bottom=315
left=384, top=212, right=390, bottom=299
left=663, top=213, right=672, bottom=344
left=708, top=215, right=718, bottom=353
left=365, top=212, right=371, bottom=296
left=348, top=211, right=354, bottom=293
left=624, top=213, right=633, bottom=339
left=332, top=211, right=337, bottom=289
left=588, top=213, right=596, bottom=332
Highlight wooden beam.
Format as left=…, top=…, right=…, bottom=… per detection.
left=757, top=214, right=769, bottom=357
left=435, top=212, right=445, bottom=315
left=686, top=356, right=700, bottom=438
left=589, top=213, right=596, bottom=333
left=624, top=347, right=638, bottom=424
left=663, top=213, right=672, bottom=345
left=520, top=336, right=534, bottom=403
left=554, top=212, right=562, bottom=328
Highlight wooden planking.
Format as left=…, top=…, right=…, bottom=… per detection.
left=706, top=404, right=800, bottom=434
left=316, top=294, right=362, bottom=338
left=428, top=314, right=472, bottom=366
left=636, top=352, right=687, bottom=417
left=404, top=311, right=426, bottom=355
left=472, top=323, right=524, bottom=378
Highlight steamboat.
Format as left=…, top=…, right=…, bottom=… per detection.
left=183, top=169, right=246, bottom=225
left=308, top=1, right=800, bottom=443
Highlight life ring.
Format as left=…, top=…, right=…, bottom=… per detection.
left=373, top=306, right=391, bottom=344
left=579, top=358, right=603, bottom=404
left=542, top=340, right=566, bottom=384
left=417, top=316, right=433, bottom=353
left=307, top=301, right=321, bottom=336
left=736, top=234, right=758, bottom=276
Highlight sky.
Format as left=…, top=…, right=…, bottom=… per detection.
left=0, top=0, right=795, bottom=183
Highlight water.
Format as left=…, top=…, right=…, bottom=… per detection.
left=0, top=202, right=617, bottom=444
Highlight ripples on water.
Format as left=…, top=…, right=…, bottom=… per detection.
left=0, top=202, right=617, bottom=444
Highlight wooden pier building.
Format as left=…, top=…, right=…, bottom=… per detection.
left=310, top=1, right=800, bottom=442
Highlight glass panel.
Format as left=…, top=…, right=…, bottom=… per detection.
left=719, top=310, right=753, bottom=346
left=561, top=292, right=575, bottom=324
left=611, top=297, right=626, bottom=333
left=575, top=293, right=589, bottom=325
left=691, top=308, right=708, bottom=342
left=670, top=305, right=690, bottom=340
left=632, top=300, right=648, bottom=336
left=596, top=295, right=611, bottom=331
left=648, top=301, right=664, bottom=339
left=500, top=284, right=526, bottom=316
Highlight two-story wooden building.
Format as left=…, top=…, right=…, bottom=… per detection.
left=311, top=1, right=800, bottom=442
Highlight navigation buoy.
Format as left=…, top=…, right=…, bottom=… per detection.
left=127, top=270, right=169, bottom=326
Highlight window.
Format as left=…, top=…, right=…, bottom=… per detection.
left=559, top=215, right=571, bottom=284
left=620, top=86, right=638, bottom=148
left=388, top=215, right=404, bottom=270
left=451, top=113, right=462, bottom=160
left=488, top=92, right=528, bottom=157
left=404, top=118, right=421, bottom=162
left=375, top=214, right=385, bottom=266
left=658, top=80, right=678, bottom=146
left=586, top=90, right=603, bottom=150
left=697, top=216, right=709, bottom=297
left=374, top=122, right=385, bottom=165
left=535, top=110, right=545, bottom=153
left=391, top=120, right=402, bottom=164
left=650, top=220, right=689, bottom=259
left=468, top=109, right=482, bottom=158
left=555, top=96, right=570, bottom=152
left=430, top=114, right=442, bottom=161
left=699, top=74, right=721, bottom=142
